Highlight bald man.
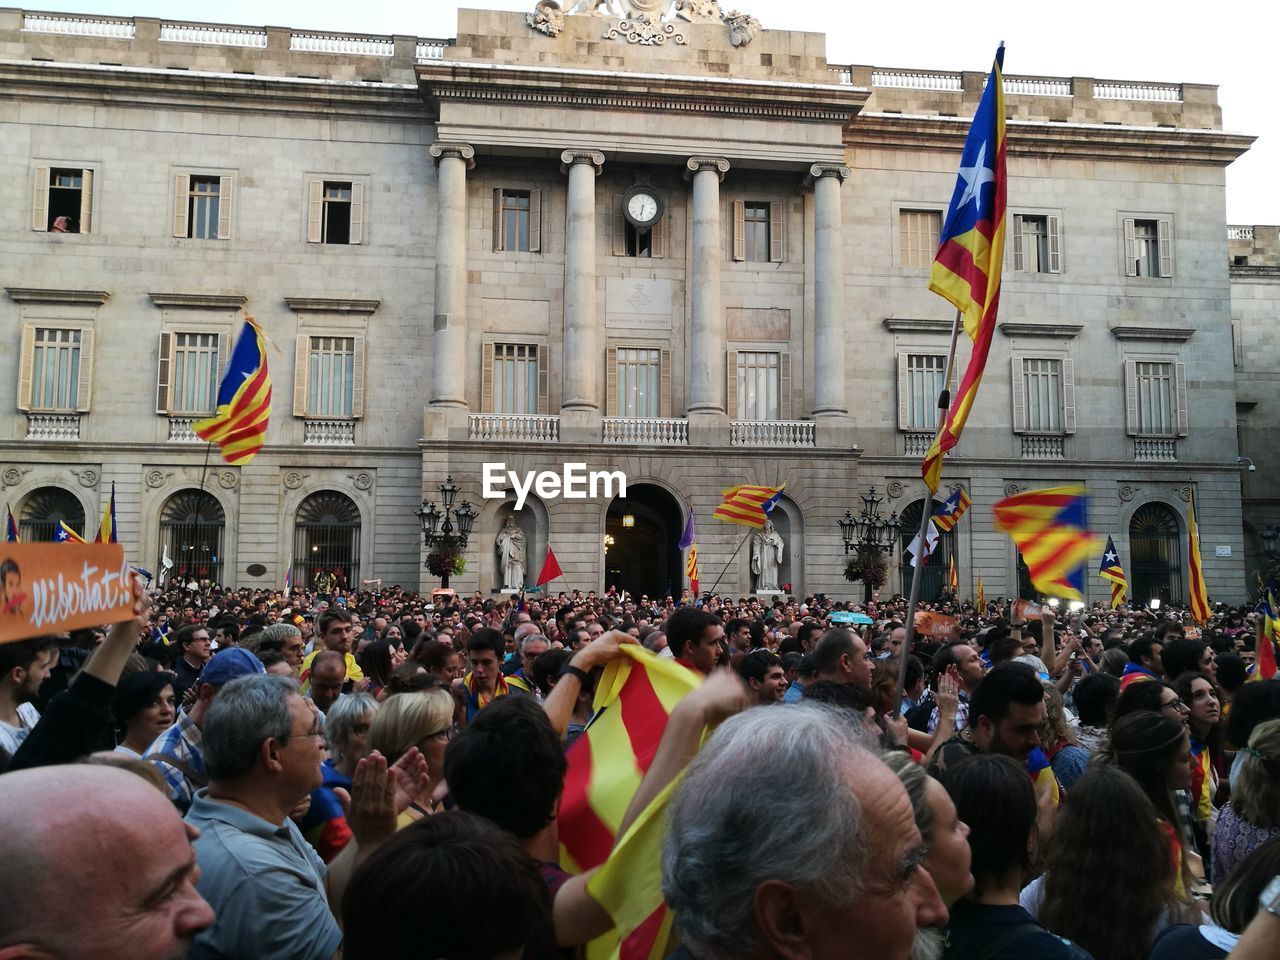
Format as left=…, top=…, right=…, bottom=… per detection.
left=0, top=764, right=214, bottom=959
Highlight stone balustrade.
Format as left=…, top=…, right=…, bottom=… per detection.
left=23, top=13, right=134, bottom=38
left=167, top=417, right=201, bottom=442
left=730, top=420, right=816, bottom=448
left=26, top=414, right=81, bottom=440
left=303, top=419, right=356, bottom=445
left=602, top=418, right=689, bottom=445
left=903, top=433, right=933, bottom=457
left=468, top=414, right=559, bottom=443
left=160, top=23, right=267, bottom=47
left=1020, top=435, right=1066, bottom=459
left=1134, top=438, right=1178, bottom=462
left=291, top=32, right=394, bottom=57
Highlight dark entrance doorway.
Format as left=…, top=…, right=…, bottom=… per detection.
left=605, top=484, right=682, bottom=598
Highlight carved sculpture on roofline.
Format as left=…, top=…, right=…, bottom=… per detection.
left=527, top=0, right=565, bottom=37
left=530, top=0, right=761, bottom=46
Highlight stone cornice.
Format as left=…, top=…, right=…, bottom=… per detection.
left=149, top=292, right=247, bottom=309
left=6, top=287, right=110, bottom=304
left=882, top=317, right=954, bottom=335
left=846, top=113, right=1255, bottom=166
left=999, top=322, right=1084, bottom=339
left=417, top=61, right=866, bottom=126
left=1109, top=325, right=1195, bottom=342
left=285, top=297, right=381, bottom=315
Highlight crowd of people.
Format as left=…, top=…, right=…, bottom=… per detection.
left=2, top=573, right=1280, bottom=959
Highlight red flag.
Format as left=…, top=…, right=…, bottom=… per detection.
left=536, top=546, right=562, bottom=587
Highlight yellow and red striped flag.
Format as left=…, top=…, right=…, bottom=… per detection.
left=194, top=317, right=271, bottom=465
left=947, top=554, right=959, bottom=594
left=976, top=574, right=986, bottom=613
left=93, top=482, right=118, bottom=544
left=992, top=486, right=1097, bottom=602
left=712, top=484, right=784, bottom=529
left=559, top=646, right=700, bottom=960
left=1248, top=588, right=1279, bottom=683
left=54, top=519, right=86, bottom=544
left=1187, top=490, right=1211, bottom=624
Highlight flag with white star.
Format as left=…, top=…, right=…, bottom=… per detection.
left=932, top=486, right=972, bottom=532
left=1098, top=534, right=1128, bottom=609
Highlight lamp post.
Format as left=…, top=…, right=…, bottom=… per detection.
left=839, top=486, right=901, bottom=604
left=416, top=476, right=478, bottom=589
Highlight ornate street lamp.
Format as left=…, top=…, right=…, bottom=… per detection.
left=417, top=475, right=478, bottom=589
left=839, top=486, right=901, bottom=604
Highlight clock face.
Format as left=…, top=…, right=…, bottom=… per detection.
left=626, top=191, right=660, bottom=226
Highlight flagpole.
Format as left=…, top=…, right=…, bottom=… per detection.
left=893, top=307, right=964, bottom=718
left=706, top=530, right=752, bottom=598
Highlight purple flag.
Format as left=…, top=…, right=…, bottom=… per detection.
left=678, top=511, right=696, bottom=551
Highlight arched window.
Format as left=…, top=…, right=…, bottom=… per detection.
left=159, top=491, right=226, bottom=585
left=294, top=492, right=361, bottom=591
left=898, top=500, right=953, bottom=601
left=18, top=486, right=85, bottom=542
left=1130, top=502, right=1183, bottom=606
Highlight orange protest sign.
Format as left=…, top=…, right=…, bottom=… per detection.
left=1, top=543, right=135, bottom=645
left=1012, top=598, right=1046, bottom=621
left=914, top=610, right=961, bottom=640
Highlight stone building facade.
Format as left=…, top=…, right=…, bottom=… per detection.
left=0, top=3, right=1258, bottom=602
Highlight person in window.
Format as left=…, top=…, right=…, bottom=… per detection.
left=50, top=215, right=71, bottom=233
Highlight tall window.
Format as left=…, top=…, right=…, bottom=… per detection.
left=159, top=491, right=225, bottom=586
left=294, top=491, right=361, bottom=589
left=1133, top=219, right=1159, bottom=277
left=187, top=177, right=221, bottom=240
left=492, top=343, right=539, bottom=415
left=897, top=499, right=952, bottom=601
left=169, top=333, right=220, bottom=415
left=47, top=168, right=87, bottom=232
left=1134, top=361, right=1175, bottom=436
left=18, top=486, right=85, bottom=542
left=625, top=222, right=654, bottom=258
left=736, top=351, right=780, bottom=420
left=321, top=182, right=352, bottom=244
left=500, top=190, right=531, bottom=252
left=1124, top=217, right=1172, bottom=278
left=1130, top=502, right=1182, bottom=605
left=903, top=354, right=945, bottom=430
left=900, top=210, right=942, bottom=268
left=1022, top=358, right=1062, bottom=433
left=742, top=202, right=771, bottom=262
left=1013, top=214, right=1060, bottom=273
left=615, top=348, right=661, bottom=417
left=30, top=328, right=82, bottom=412
left=308, top=337, right=355, bottom=418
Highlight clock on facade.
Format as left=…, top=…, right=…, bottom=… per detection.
left=623, top=185, right=664, bottom=229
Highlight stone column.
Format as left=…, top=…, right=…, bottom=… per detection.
left=809, top=163, right=851, bottom=419
left=685, top=157, right=731, bottom=442
left=426, top=143, right=474, bottom=439
left=559, top=149, right=605, bottom=442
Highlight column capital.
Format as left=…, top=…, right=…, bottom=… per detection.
left=684, top=156, right=731, bottom=181
left=559, top=149, right=605, bottom=175
left=803, top=162, right=852, bottom=189
left=429, top=142, right=476, bottom=169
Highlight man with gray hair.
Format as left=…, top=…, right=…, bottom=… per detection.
left=662, top=703, right=947, bottom=960
left=507, top=632, right=550, bottom=698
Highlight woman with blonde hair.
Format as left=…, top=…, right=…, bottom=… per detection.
left=369, top=687, right=456, bottom=824
left=1212, top=717, right=1280, bottom=886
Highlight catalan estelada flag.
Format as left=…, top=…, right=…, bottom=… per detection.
left=1189, top=738, right=1214, bottom=821
left=93, top=482, right=118, bottom=544
left=54, top=520, right=86, bottom=544
left=4, top=504, right=18, bottom=543
left=922, top=46, right=1007, bottom=494
left=678, top=511, right=699, bottom=596
left=559, top=646, right=700, bottom=960
left=194, top=316, right=271, bottom=465
left=992, top=485, right=1097, bottom=602
left=947, top=554, right=959, bottom=594
left=712, top=483, right=784, bottom=529
left=1099, top=535, right=1128, bottom=609
left=1187, top=489, right=1211, bottom=623
left=932, top=485, right=972, bottom=532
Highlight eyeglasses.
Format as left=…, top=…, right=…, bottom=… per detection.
left=1162, top=697, right=1190, bottom=713
left=425, top=723, right=459, bottom=743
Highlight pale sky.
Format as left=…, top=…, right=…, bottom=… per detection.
left=26, top=0, right=1277, bottom=224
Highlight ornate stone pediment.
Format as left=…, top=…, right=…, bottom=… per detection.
left=528, top=0, right=762, bottom=46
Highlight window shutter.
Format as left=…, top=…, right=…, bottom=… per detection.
left=293, top=335, right=311, bottom=417
left=1122, top=218, right=1136, bottom=277
left=1061, top=357, right=1076, bottom=434
left=1011, top=214, right=1024, bottom=271
left=173, top=174, right=190, bottom=238
left=156, top=331, right=173, bottom=414
left=1157, top=218, right=1174, bottom=278
left=216, top=176, right=232, bottom=239
left=1174, top=360, right=1188, bottom=436
left=732, top=199, right=745, bottom=261
left=650, top=214, right=666, bottom=259
left=492, top=189, right=502, bottom=251
left=605, top=345, right=618, bottom=417
left=32, top=166, right=50, bottom=231
left=528, top=190, right=542, bottom=253
left=79, top=168, right=93, bottom=234
left=769, top=201, right=785, bottom=262
left=896, top=354, right=910, bottom=431
left=1010, top=356, right=1026, bottom=433
left=779, top=351, right=793, bottom=420
left=536, top=345, right=550, bottom=415
left=349, top=182, right=364, bottom=245
left=75, top=328, right=94, bottom=412
left=1123, top=359, right=1138, bottom=435
left=610, top=194, right=626, bottom=257
left=351, top=335, right=366, bottom=418
left=306, top=180, right=323, bottom=243
left=659, top=348, right=672, bottom=418
left=216, top=332, right=230, bottom=375
left=17, top=325, right=36, bottom=411
left=481, top=342, right=494, bottom=413
left=1231, top=321, right=1244, bottom=367
left=726, top=349, right=738, bottom=418
left=1047, top=215, right=1062, bottom=273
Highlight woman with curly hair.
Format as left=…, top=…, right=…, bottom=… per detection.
left=1039, top=685, right=1091, bottom=791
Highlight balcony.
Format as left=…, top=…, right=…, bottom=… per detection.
left=602, top=418, right=688, bottom=445
left=730, top=420, right=816, bottom=448
left=303, top=419, right=356, bottom=445
left=1020, top=435, right=1066, bottom=460
left=1134, top=438, right=1178, bottom=462
left=27, top=414, right=81, bottom=441
left=168, top=417, right=202, bottom=442
left=468, top=414, right=559, bottom=443
left=903, top=433, right=934, bottom=457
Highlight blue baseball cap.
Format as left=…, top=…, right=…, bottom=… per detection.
left=200, top=647, right=266, bottom=687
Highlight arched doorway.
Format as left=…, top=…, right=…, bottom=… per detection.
left=898, top=499, right=952, bottom=601
left=1130, top=502, right=1182, bottom=605
left=605, top=485, right=682, bottom=599
left=159, top=490, right=226, bottom=585
left=18, top=486, right=85, bottom=542
left=294, top=491, right=361, bottom=591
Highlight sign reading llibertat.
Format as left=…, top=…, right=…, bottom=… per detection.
left=1, top=543, right=135, bottom=645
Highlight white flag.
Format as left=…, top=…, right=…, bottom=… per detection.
left=906, top=521, right=940, bottom=568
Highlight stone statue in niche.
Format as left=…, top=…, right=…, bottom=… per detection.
left=751, top=519, right=785, bottom=592
left=496, top=515, right=528, bottom=591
